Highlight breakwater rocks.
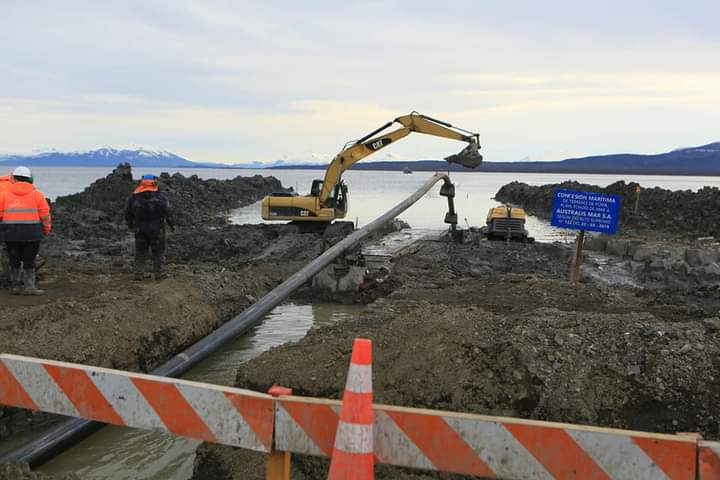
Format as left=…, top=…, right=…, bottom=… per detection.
left=496, top=180, right=720, bottom=239
left=585, top=235, right=720, bottom=289
left=51, top=163, right=286, bottom=240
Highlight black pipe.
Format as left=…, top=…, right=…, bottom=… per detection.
left=1, top=173, right=453, bottom=467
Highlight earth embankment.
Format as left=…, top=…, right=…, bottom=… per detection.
left=192, top=238, right=720, bottom=479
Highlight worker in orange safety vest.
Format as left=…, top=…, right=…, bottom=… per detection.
left=0, top=166, right=52, bottom=295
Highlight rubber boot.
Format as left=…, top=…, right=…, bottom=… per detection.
left=35, top=255, right=47, bottom=273
left=153, top=256, right=166, bottom=281
left=0, top=251, right=9, bottom=289
left=21, top=268, right=44, bottom=296
left=9, top=267, right=22, bottom=295
left=134, top=249, right=146, bottom=281
left=134, top=260, right=145, bottom=281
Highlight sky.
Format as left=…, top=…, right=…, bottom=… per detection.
left=1, top=0, right=719, bottom=164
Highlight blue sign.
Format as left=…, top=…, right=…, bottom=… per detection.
left=551, top=188, right=622, bottom=234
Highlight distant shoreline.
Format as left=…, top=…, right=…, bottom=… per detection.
left=11, top=163, right=720, bottom=177
left=3, top=141, right=719, bottom=176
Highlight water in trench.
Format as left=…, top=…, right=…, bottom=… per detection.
left=39, top=302, right=363, bottom=480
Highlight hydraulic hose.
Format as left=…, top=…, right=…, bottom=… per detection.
left=1, top=173, right=453, bottom=467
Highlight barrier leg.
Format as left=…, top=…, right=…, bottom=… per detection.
left=266, top=449, right=291, bottom=480
left=267, top=385, right=294, bottom=480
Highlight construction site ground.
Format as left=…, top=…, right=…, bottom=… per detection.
left=192, top=236, right=720, bottom=477
left=2, top=170, right=720, bottom=479
left=0, top=166, right=356, bottom=478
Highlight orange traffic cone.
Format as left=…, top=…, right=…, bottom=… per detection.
left=327, top=338, right=374, bottom=479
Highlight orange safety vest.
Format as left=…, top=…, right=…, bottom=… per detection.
left=0, top=181, right=52, bottom=239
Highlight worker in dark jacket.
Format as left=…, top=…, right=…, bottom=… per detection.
left=125, top=174, right=174, bottom=280
left=0, top=166, right=52, bottom=295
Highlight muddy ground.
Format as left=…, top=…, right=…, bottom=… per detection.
left=192, top=183, right=720, bottom=479
left=0, top=165, right=360, bottom=473
left=5, top=173, right=720, bottom=479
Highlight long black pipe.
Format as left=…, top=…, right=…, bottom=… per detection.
left=1, top=173, right=453, bottom=467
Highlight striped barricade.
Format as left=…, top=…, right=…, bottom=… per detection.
left=699, top=441, right=720, bottom=479
left=275, top=396, right=698, bottom=479
left=0, top=353, right=274, bottom=452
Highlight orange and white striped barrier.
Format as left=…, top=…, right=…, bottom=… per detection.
left=327, top=338, right=374, bottom=479
left=275, top=396, right=698, bottom=479
left=699, top=441, right=720, bottom=479
left=0, top=353, right=274, bottom=452
left=0, top=350, right=707, bottom=480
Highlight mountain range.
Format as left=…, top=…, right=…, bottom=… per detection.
left=1, top=142, right=720, bottom=175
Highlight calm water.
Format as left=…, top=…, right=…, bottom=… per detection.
left=29, top=166, right=720, bottom=241
left=28, top=167, right=720, bottom=478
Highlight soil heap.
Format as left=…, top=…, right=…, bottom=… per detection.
left=192, top=237, right=720, bottom=479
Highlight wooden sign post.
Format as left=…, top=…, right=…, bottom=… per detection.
left=634, top=185, right=641, bottom=215
left=551, top=189, right=622, bottom=283
left=570, top=230, right=586, bottom=283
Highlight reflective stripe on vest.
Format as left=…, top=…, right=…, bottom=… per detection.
left=5, top=208, right=39, bottom=213
left=2, top=205, right=41, bottom=224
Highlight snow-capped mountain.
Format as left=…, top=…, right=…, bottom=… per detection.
left=0, top=148, right=196, bottom=168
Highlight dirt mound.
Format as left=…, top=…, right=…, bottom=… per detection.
left=234, top=303, right=720, bottom=436
left=195, top=299, right=720, bottom=479
left=192, top=237, right=720, bottom=479
left=51, top=163, right=285, bottom=240
left=496, top=180, right=720, bottom=239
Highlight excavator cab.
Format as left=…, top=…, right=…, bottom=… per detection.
left=331, top=181, right=348, bottom=215
left=310, top=179, right=323, bottom=197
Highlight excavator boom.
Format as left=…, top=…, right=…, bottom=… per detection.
left=261, top=112, right=482, bottom=222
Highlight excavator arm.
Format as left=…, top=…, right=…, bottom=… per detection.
left=261, top=111, right=482, bottom=223
left=318, top=112, right=482, bottom=204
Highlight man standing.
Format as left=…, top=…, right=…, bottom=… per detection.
left=125, top=174, right=174, bottom=280
left=0, top=166, right=52, bottom=295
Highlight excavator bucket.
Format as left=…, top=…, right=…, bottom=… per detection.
left=445, top=139, right=483, bottom=169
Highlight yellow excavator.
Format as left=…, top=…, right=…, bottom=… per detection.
left=261, top=112, right=482, bottom=222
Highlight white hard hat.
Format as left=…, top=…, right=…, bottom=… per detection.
left=13, top=166, right=32, bottom=178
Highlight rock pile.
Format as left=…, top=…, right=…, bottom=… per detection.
left=51, top=163, right=286, bottom=240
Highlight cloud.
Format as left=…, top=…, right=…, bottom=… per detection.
left=1, top=1, right=719, bottom=162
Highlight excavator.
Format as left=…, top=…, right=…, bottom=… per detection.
left=261, top=112, right=483, bottom=222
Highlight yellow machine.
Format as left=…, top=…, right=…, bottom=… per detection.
left=261, top=112, right=482, bottom=222
left=481, top=205, right=533, bottom=242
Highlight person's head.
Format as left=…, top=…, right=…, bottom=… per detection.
left=12, top=166, right=33, bottom=184
left=133, top=173, right=159, bottom=194
left=140, top=174, right=158, bottom=186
